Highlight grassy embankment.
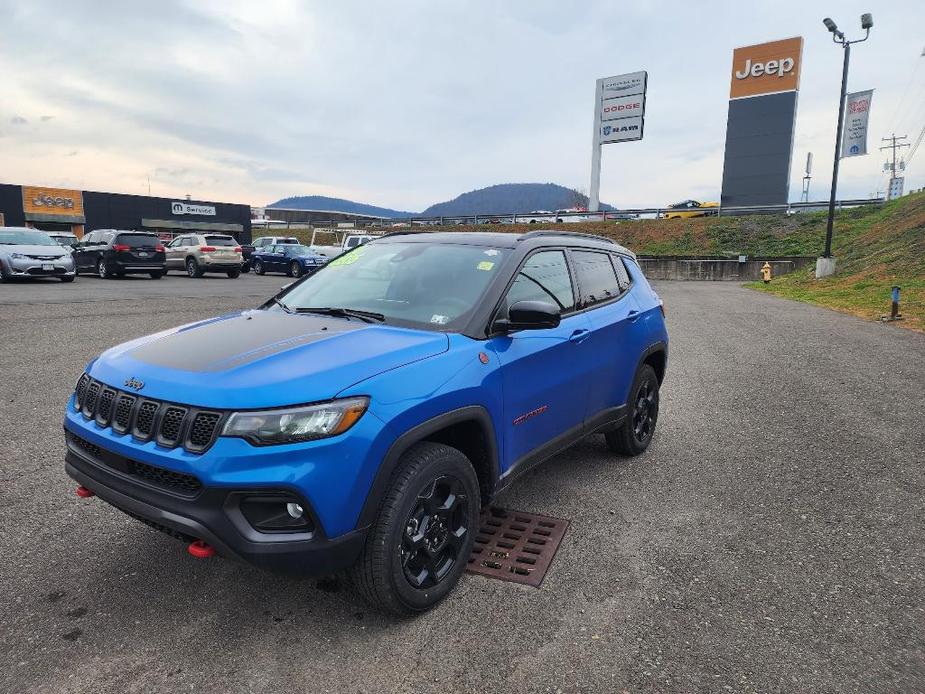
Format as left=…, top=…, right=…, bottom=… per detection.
left=293, top=193, right=924, bottom=331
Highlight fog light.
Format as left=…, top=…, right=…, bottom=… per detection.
left=239, top=495, right=314, bottom=533
left=286, top=502, right=304, bottom=518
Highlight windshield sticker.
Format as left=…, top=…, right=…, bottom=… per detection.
left=477, top=261, right=495, bottom=271
left=430, top=314, right=450, bottom=325
left=327, top=247, right=365, bottom=267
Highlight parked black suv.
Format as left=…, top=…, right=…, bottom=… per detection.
left=74, top=230, right=167, bottom=279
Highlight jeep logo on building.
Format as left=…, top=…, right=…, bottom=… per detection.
left=735, top=57, right=795, bottom=80
left=32, top=193, right=75, bottom=209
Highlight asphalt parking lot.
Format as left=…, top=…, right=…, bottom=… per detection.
left=1, top=276, right=923, bottom=693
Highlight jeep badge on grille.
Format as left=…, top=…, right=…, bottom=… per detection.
left=123, top=377, right=145, bottom=391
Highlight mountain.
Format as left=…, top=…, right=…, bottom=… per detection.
left=267, top=195, right=414, bottom=219
left=422, top=183, right=615, bottom=217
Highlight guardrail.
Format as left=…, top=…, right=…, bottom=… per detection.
left=256, top=197, right=885, bottom=229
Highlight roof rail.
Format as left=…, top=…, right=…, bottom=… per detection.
left=377, top=230, right=433, bottom=239
left=519, top=230, right=617, bottom=245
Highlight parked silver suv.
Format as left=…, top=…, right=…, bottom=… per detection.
left=0, top=227, right=76, bottom=282
left=165, top=233, right=243, bottom=278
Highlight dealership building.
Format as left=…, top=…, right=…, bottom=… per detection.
left=0, top=183, right=252, bottom=242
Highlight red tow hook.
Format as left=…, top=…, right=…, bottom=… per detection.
left=76, top=485, right=95, bottom=498
left=187, top=540, right=216, bottom=559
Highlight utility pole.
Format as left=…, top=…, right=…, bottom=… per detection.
left=880, top=134, right=909, bottom=200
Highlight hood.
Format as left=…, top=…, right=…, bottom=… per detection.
left=1, top=244, right=69, bottom=257
left=88, top=310, right=449, bottom=409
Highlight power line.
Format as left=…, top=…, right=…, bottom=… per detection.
left=880, top=134, right=910, bottom=200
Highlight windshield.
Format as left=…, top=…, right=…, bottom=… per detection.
left=205, top=236, right=237, bottom=247
left=53, top=235, right=78, bottom=244
left=0, top=230, right=57, bottom=246
left=279, top=241, right=509, bottom=330
left=114, top=234, right=159, bottom=247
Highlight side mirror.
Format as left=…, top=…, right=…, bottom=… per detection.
left=494, top=300, right=561, bottom=333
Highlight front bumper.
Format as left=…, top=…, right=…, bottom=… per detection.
left=6, top=256, right=75, bottom=277
left=64, top=439, right=367, bottom=575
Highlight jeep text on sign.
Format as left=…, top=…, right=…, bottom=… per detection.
left=21, top=186, right=84, bottom=217
left=729, top=36, right=803, bottom=99
left=600, top=94, right=643, bottom=122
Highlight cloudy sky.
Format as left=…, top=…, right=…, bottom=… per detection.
left=1, top=0, right=922, bottom=211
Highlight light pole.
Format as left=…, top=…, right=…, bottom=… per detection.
left=818, top=13, right=873, bottom=277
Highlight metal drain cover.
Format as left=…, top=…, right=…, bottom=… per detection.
left=466, top=506, right=569, bottom=587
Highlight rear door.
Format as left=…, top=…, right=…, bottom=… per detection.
left=487, top=249, right=593, bottom=472
left=570, top=249, right=642, bottom=424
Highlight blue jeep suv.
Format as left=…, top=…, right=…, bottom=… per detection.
left=64, top=231, right=667, bottom=615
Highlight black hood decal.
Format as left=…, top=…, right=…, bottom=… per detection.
left=129, top=311, right=363, bottom=372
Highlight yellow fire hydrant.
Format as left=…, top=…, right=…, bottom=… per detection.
left=760, top=262, right=772, bottom=284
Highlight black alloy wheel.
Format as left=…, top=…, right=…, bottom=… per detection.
left=399, top=475, right=470, bottom=589
left=289, top=261, right=302, bottom=278
left=604, top=363, right=659, bottom=456
left=632, top=379, right=657, bottom=443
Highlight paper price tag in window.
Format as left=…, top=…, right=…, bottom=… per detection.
left=477, top=261, right=495, bottom=271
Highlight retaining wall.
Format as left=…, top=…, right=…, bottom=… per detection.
left=636, top=256, right=815, bottom=281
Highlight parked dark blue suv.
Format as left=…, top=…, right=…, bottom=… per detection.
left=64, top=231, right=667, bottom=615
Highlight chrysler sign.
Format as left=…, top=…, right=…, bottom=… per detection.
left=171, top=201, right=216, bottom=216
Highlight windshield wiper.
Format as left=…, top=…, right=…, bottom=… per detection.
left=270, top=297, right=292, bottom=313
left=294, top=307, right=385, bottom=323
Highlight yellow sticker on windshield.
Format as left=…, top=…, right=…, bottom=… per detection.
left=328, top=247, right=365, bottom=267
left=477, top=261, right=495, bottom=271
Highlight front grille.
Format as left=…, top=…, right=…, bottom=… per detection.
left=190, top=413, right=221, bottom=449
left=68, top=432, right=203, bottom=497
left=158, top=406, right=186, bottom=444
left=95, top=389, right=116, bottom=426
left=72, top=374, right=222, bottom=453
left=134, top=401, right=159, bottom=439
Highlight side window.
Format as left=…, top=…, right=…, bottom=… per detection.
left=612, top=255, right=632, bottom=291
left=504, top=250, right=575, bottom=312
left=103, top=233, right=114, bottom=245
left=572, top=250, right=621, bottom=307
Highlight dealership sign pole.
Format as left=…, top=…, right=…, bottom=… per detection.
left=589, top=71, right=646, bottom=212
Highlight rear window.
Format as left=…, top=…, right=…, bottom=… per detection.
left=114, top=234, right=159, bottom=247
left=279, top=238, right=298, bottom=244
left=572, top=250, right=621, bottom=307
left=204, top=236, right=237, bottom=247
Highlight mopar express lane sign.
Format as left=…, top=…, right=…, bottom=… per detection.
left=171, top=201, right=216, bottom=216
left=841, top=90, right=874, bottom=158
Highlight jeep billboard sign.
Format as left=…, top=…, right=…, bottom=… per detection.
left=729, top=36, right=803, bottom=99
left=721, top=37, right=803, bottom=207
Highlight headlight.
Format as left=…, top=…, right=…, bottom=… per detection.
left=221, top=396, right=369, bottom=445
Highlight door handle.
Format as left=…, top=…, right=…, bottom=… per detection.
left=627, top=310, right=641, bottom=323
left=568, top=329, right=591, bottom=344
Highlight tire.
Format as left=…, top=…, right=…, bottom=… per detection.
left=186, top=257, right=202, bottom=278
left=149, top=271, right=163, bottom=280
left=253, top=259, right=265, bottom=275
left=351, top=442, right=479, bottom=616
left=241, top=263, right=250, bottom=273
left=60, top=276, right=76, bottom=283
left=605, top=364, right=660, bottom=456
left=226, top=268, right=241, bottom=279
left=288, top=261, right=302, bottom=278
left=97, top=258, right=111, bottom=279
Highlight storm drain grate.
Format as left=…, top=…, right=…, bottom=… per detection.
left=466, top=507, right=569, bottom=588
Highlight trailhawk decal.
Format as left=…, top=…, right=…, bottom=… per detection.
left=512, top=405, right=548, bottom=426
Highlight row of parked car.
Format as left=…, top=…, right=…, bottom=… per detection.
left=0, top=227, right=329, bottom=282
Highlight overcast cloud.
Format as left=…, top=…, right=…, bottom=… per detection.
left=0, top=0, right=922, bottom=210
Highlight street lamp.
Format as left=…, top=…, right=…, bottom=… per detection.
left=819, top=13, right=872, bottom=277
